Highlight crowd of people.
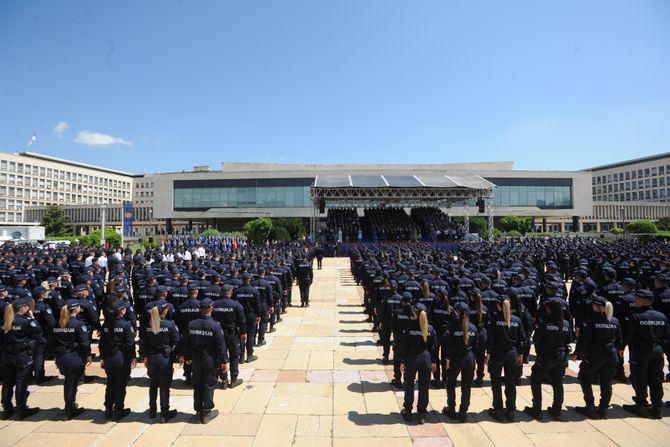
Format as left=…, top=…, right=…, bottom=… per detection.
left=0, top=237, right=314, bottom=423
left=365, top=208, right=421, bottom=242
left=410, top=207, right=466, bottom=242
left=325, top=208, right=361, bottom=243
left=351, top=238, right=670, bottom=424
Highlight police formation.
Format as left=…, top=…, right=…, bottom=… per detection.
left=0, top=239, right=313, bottom=423
left=351, top=238, right=670, bottom=424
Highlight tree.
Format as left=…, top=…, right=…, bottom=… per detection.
left=626, top=220, right=657, bottom=234
left=243, top=218, right=273, bottom=245
left=42, top=204, right=71, bottom=237
left=272, top=217, right=306, bottom=240
left=79, top=227, right=121, bottom=247
left=270, top=226, right=291, bottom=241
left=499, top=216, right=533, bottom=235
left=199, top=228, right=222, bottom=238
left=656, top=217, right=670, bottom=231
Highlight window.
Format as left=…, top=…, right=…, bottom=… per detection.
left=625, top=171, right=630, bottom=180
left=652, top=167, right=657, bottom=176
left=0, top=161, right=6, bottom=171
left=645, top=168, right=650, bottom=177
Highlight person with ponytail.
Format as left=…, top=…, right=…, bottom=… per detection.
left=467, top=288, right=489, bottom=387
left=572, top=295, right=622, bottom=419
left=486, top=295, right=526, bottom=422
left=1, top=298, right=43, bottom=420
left=379, top=280, right=401, bottom=366
left=140, top=301, right=180, bottom=423
left=53, top=300, right=91, bottom=420
left=442, top=302, right=478, bottom=422
left=429, top=288, right=453, bottom=388
left=99, top=299, right=137, bottom=421
left=524, top=298, right=572, bottom=421
left=398, top=302, right=438, bottom=425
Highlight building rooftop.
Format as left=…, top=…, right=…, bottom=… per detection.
left=14, top=151, right=135, bottom=177
left=586, top=152, right=670, bottom=172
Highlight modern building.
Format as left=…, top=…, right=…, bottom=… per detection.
left=0, top=151, right=133, bottom=225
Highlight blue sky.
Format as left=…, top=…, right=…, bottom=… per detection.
left=1, top=1, right=669, bottom=173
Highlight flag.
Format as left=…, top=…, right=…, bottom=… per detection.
left=27, top=132, right=37, bottom=146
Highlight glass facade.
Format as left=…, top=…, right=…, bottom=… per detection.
left=173, top=178, right=314, bottom=210
left=487, top=178, right=573, bottom=209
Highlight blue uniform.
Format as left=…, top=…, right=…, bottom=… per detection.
left=443, top=320, right=478, bottom=413
left=397, top=320, right=438, bottom=415
left=140, top=318, right=180, bottom=417
left=99, top=316, right=136, bottom=415
left=212, top=297, right=246, bottom=383
left=529, top=316, right=572, bottom=412
left=486, top=313, right=526, bottom=412
left=53, top=316, right=90, bottom=412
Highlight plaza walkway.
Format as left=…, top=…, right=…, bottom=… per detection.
left=1, top=257, right=670, bottom=446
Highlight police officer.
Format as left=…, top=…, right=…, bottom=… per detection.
left=429, top=288, right=453, bottom=388
left=524, top=298, right=571, bottom=421
left=573, top=295, right=622, bottom=420
left=141, top=301, right=180, bottom=423
left=53, top=300, right=91, bottom=420
left=233, top=274, right=261, bottom=363
left=622, top=289, right=670, bottom=419
left=390, top=292, right=414, bottom=388
left=177, top=283, right=201, bottom=385
left=398, top=302, right=438, bottom=425
left=32, top=286, right=56, bottom=384
left=251, top=270, right=272, bottom=347
left=100, top=300, right=137, bottom=421
left=181, top=298, right=229, bottom=424
left=467, top=288, right=489, bottom=387
left=296, top=255, right=313, bottom=307
left=213, top=284, right=246, bottom=389
left=486, top=295, right=526, bottom=422
left=379, top=280, right=402, bottom=365
left=442, top=301, right=478, bottom=423
left=1, top=297, right=42, bottom=420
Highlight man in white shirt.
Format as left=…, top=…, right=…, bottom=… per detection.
left=84, top=251, right=95, bottom=267
left=98, top=251, right=108, bottom=269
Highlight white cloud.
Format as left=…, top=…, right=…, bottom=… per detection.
left=75, top=130, right=132, bottom=147
left=53, top=121, right=69, bottom=138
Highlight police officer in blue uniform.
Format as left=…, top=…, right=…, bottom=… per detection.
left=524, top=298, right=572, bottom=421
left=53, top=300, right=91, bottom=419
left=141, top=301, right=180, bottom=423
left=573, top=295, right=622, bottom=419
left=181, top=298, right=228, bottom=424
left=177, top=283, right=201, bottom=385
left=486, top=295, right=526, bottom=422
left=398, top=302, right=438, bottom=425
left=233, top=274, right=261, bottom=363
left=100, top=299, right=137, bottom=421
left=442, top=301, right=478, bottom=423
left=1, top=297, right=43, bottom=419
left=296, top=255, right=313, bottom=307
left=213, top=284, right=246, bottom=389
left=32, top=286, right=56, bottom=384
left=623, top=289, right=670, bottom=419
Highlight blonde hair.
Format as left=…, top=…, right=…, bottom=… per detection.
left=421, top=282, right=430, bottom=299
left=59, top=305, right=70, bottom=328
left=502, top=299, right=511, bottom=328
left=3, top=304, right=14, bottom=334
left=605, top=301, right=614, bottom=322
left=462, top=312, right=470, bottom=346
left=150, top=306, right=161, bottom=335
left=419, top=310, right=428, bottom=343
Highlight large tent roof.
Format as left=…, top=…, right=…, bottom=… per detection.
left=313, top=174, right=495, bottom=189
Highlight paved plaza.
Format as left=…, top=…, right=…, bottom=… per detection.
left=1, top=257, right=670, bottom=446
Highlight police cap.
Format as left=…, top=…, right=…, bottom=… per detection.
left=199, top=298, right=214, bottom=309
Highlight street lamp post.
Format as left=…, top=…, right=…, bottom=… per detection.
left=100, top=203, right=106, bottom=247
left=620, top=206, right=625, bottom=238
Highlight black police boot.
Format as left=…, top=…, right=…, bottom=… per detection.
left=17, top=407, right=40, bottom=420
left=488, top=407, right=504, bottom=422
left=239, top=354, right=246, bottom=364
left=400, top=408, right=412, bottom=422
left=474, top=377, right=483, bottom=387
left=505, top=408, right=515, bottom=422
left=390, top=379, right=403, bottom=389
left=159, top=409, right=178, bottom=423
left=546, top=406, right=562, bottom=421
left=650, top=406, right=663, bottom=420
left=149, top=407, right=157, bottom=419
left=622, top=403, right=651, bottom=418
left=1, top=407, right=14, bottom=420
left=575, top=405, right=599, bottom=419
left=184, top=375, right=192, bottom=385
left=524, top=406, right=543, bottom=421
left=114, top=408, right=131, bottom=421
left=65, top=406, right=85, bottom=420
left=201, top=409, right=219, bottom=424
left=458, top=409, right=468, bottom=423
left=36, top=375, right=57, bottom=385
left=614, top=372, right=628, bottom=383
left=246, top=354, right=258, bottom=363
left=382, top=356, right=390, bottom=365
left=256, top=339, right=267, bottom=347
left=220, top=379, right=229, bottom=390
left=596, top=406, right=608, bottom=420
left=417, top=412, right=426, bottom=425
left=230, top=378, right=243, bottom=388
left=104, top=407, right=114, bottom=420
left=442, top=406, right=457, bottom=419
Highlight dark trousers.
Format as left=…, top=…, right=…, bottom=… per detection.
left=489, top=348, right=519, bottom=411
left=147, top=353, right=173, bottom=415
left=33, top=342, right=46, bottom=380
left=258, top=304, right=269, bottom=342
left=242, top=313, right=257, bottom=356
left=433, top=329, right=446, bottom=383
left=630, top=346, right=665, bottom=408
left=103, top=352, right=129, bottom=411
left=392, top=329, right=403, bottom=382
left=475, top=328, right=487, bottom=380
left=299, top=280, right=310, bottom=304
left=403, top=351, right=432, bottom=413
left=578, top=352, right=615, bottom=409
left=222, top=333, right=241, bottom=381
left=56, top=353, right=83, bottom=411
left=530, top=352, right=566, bottom=410
left=446, top=351, right=475, bottom=412
left=317, top=258, right=323, bottom=269
left=1, top=353, right=32, bottom=411
left=192, top=354, right=217, bottom=413
left=380, top=320, right=393, bottom=358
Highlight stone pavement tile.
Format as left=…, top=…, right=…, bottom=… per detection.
left=588, top=418, right=663, bottom=447
left=212, top=383, right=245, bottom=413
left=257, top=349, right=289, bottom=359
left=307, top=370, right=334, bottom=383
left=131, top=419, right=186, bottom=447
left=298, top=325, right=336, bottom=337
left=245, top=357, right=286, bottom=369
left=34, top=412, right=111, bottom=433
left=526, top=431, right=617, bottom=447
left=295, top=415, right=333, bottom=437
left=172, top=436, right=254, bottom=447
left=309, top=351, right=335, bottom=370
left=284, top=351, right=311, bottom=370
left=406, top=412, right=447, bottom=437
left=473, top=419, right=534, bottom=447
left=293, top=437, right=333, bottom=447
left=231, top=382, right=275, bottom=413
left=277, top=370, right=307, bottom=383
left=95, top=421, right=147, bottom=447
left=181, top=413, right=263, bottom=436
left=365, top=391, right=403, bottom=414
left=333, top=370, right=361, bottom=383
left=252, top=414, right=297, bottom=447
left=23, top=389, right=65, bottom=409
left=0, top=420, right=50, bottom=446
left=266, top=396, right=333, bottom=415
left=333, top=383, right=367, bottom=415
left=274, top=382, right=332, bottom=398
left=614, top=412, right=670, bottom=445
left=442, top=421, right=494, bottom=447
left=517, top=412, right=597, bottom=434
left=333, top=437, right=412, bottom=447
left=17, top=432, right=99, bottom=447
left=360, top=370, right=390, bottom=383
left=412, top=437, right=454, bottom=447
left=249, top=369, right=280, bottom=382
left=332, top=413, right=410, bottom=438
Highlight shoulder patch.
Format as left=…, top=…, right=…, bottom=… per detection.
left=46, top=308, right=52, bottom=314
left=30, top=321, right=37, bottom=327
left=81, top=325, right=88, bottom=332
